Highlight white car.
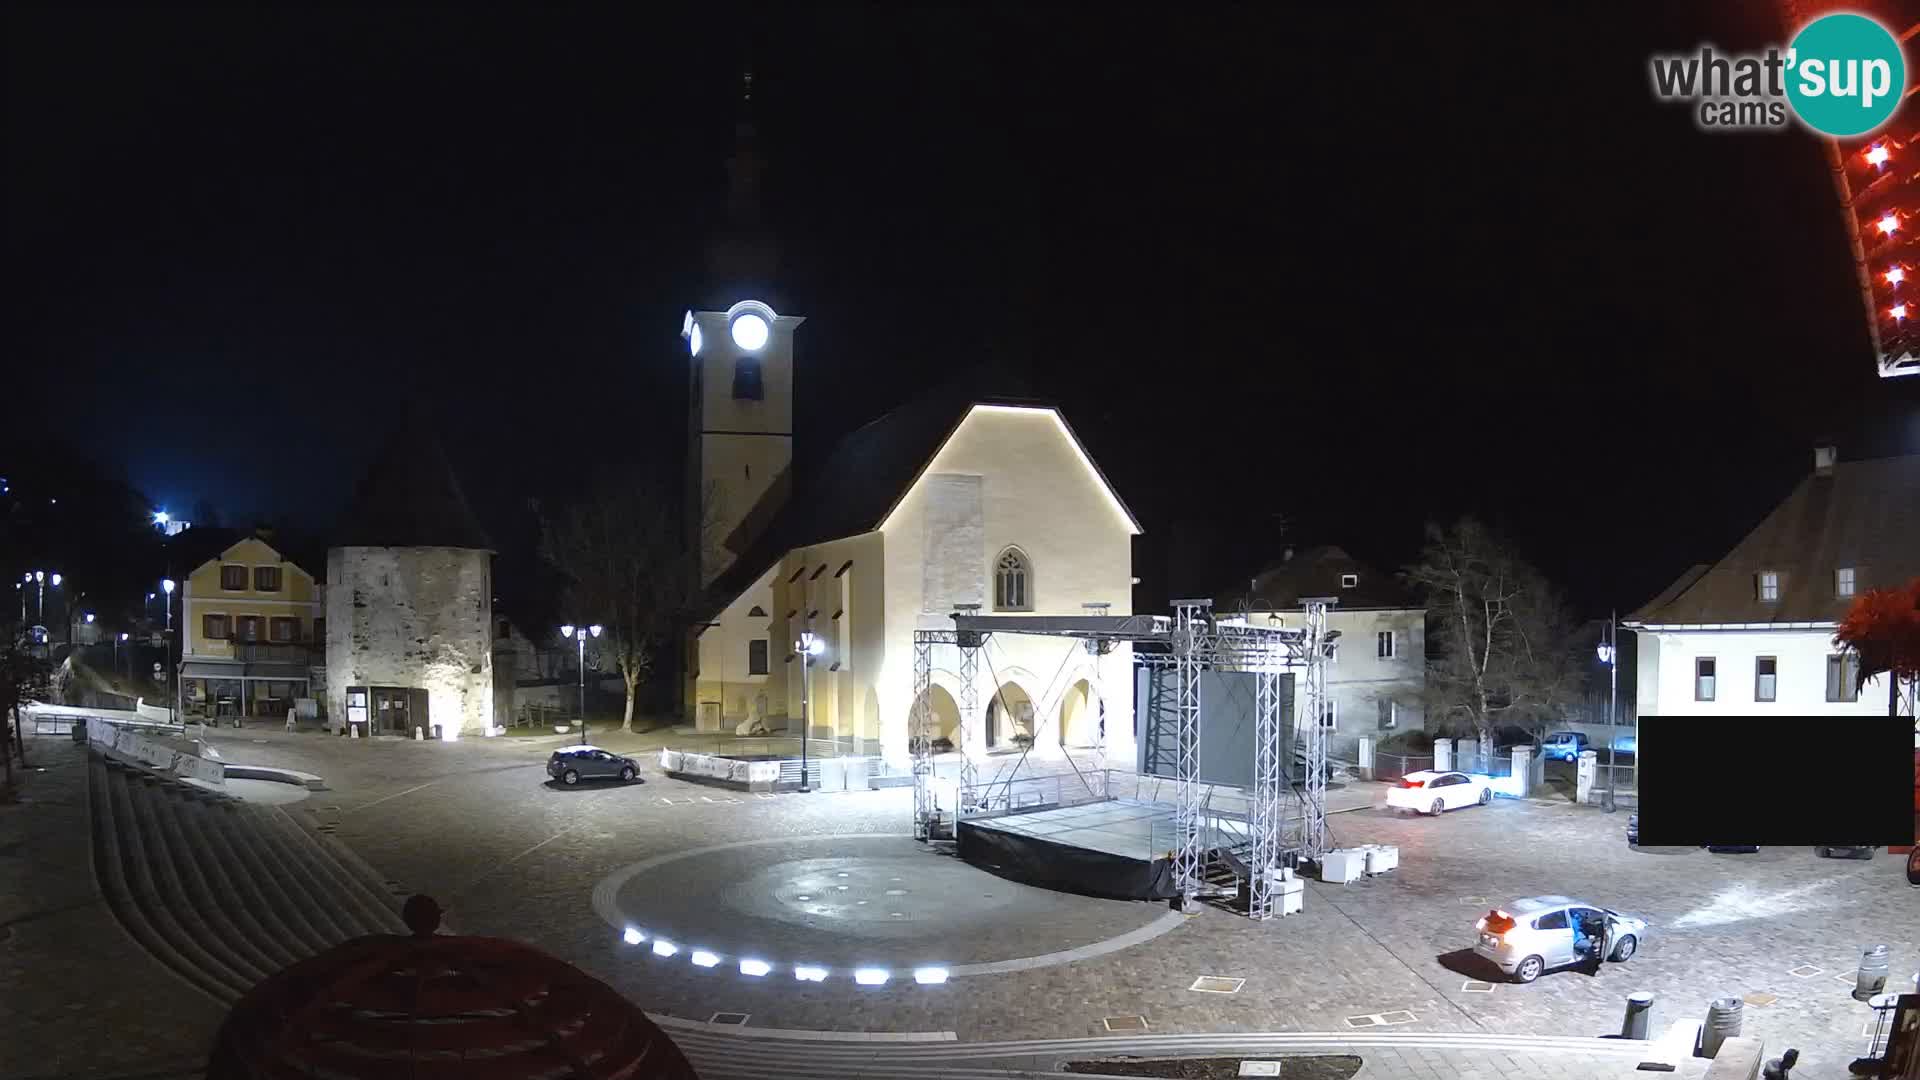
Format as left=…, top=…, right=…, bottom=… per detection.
left=1473, top=896, right=1649, bottom=983
left=1385, top=770, right=1492, bottom=815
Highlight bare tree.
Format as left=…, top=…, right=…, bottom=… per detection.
left=1, top=624, right=53, bottom=793
left=541, top=475, right=719, bottom=733
left=1402, top=518, right=1583, bottom=750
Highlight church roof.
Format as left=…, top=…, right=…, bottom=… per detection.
left=333, top=425, right=494, bottom=551
left=704, top=366, right=1138, bottom=607
left=1626, top=452, right=1920, bottom=626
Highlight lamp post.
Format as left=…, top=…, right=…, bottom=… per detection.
left=29, top=570, right=60, bottom=624
left=559, top=624, right=602, bottom=740
left=796, top=631, right=825, bottom=793
left=1596, top=612, right=1619, bottom=814
left=163, top=579, right=177, bottom=722
left=116, top=632, right=129, bottom=680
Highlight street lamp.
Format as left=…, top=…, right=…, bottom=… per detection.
left=560, top=624, right=602, bottom=739
left=116, top=632, right=129, bottom=679
left=1596, top=612, right=1619, bottom=814
left=162, top=579, right=177, bottom=722
left=29, top=570, right=60, bottom=624
left=795, top=630, right=826, bottom=793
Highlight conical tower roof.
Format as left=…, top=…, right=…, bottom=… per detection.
left=334, top=424, right=493, bottom=551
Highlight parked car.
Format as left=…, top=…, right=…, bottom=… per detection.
left=1473, top=895, right=1648, bottom=984
left=1703, top=844, right=1760, bottom=853
left=1814, top=845, right=1876, bottom=859
left=1385, top=770, right=1492, bottom=815
left=1539, top=731, right=1590, bottom=762
left=547, top=745, right=641, bottom=786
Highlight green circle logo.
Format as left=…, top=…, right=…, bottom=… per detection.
left=1786, top=13, right=1906, bottom=137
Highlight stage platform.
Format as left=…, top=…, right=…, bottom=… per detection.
left=956, top=798, right=1187, bottom=901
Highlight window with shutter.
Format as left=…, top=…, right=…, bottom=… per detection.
left=1755, top=656, right=1777, bottom=702
left=221, top=565, right=248, bottom=590
left=1694, top=657, right=1716, bottom=701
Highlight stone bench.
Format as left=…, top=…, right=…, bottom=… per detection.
left=1701, top=1036, right=1764, bottom=1080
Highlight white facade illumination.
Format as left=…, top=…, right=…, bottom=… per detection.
left=651, top=939, right=678, bottom=957
left=691, top=950, right=721, bottom=968
left=730, top=312, right=770, bottom=351
left=912, top=967, right=950, bottom=984
left=793, top=965, right=829, bottom=982
left=622, top=927, right=644, bottom=945
left=1634, top=627, right=1898, bottom=716
left=852, top=967, right=890, bottom=986
left=739, top=958, right=772, bottom=977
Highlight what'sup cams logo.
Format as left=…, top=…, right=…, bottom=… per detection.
left=1651, top=12, right=1906, bottom=135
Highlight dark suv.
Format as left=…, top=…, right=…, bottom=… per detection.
left=547, top=745, right=641, bottom=786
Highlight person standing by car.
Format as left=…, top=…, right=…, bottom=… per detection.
left=1574, top=909, right=1609, bottom=972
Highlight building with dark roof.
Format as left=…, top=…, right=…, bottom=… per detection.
left=323, top=427, right=498, bottom=739
left=1212, top=545, right=1427, bottom=739
left=684, top=351, right=1142, bottom=767
left=1624, top=446, right=1919, bottom=718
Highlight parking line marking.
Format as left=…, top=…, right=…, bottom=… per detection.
left=1189, top=976, right=1245, bottom=994
left=1789, top=965, right=1824, bottom=978
left=1461, top=980, right=1495, bottom=993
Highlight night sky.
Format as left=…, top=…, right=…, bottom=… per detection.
left=8, top=3, right=1920, bottom=619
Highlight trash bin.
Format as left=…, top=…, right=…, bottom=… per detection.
left=71, top=717, right=88, bottom=743
left=1621, top=992, right=1656, bottom=1040
left=1702, top=996, right=1743, bottom=1058
left=1856, top=944, right=1890, bottom=1001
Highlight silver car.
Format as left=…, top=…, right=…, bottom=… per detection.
left=1472, top=895, right=1649, bottom=983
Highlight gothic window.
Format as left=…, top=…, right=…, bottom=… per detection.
left=732, top=357, right=764, bottom=400
left=994, top=547, right=1032, bottom=612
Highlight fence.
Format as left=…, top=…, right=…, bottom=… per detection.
left=1452, top=747, right=1514, bottom=778
left=1374, top=752, right=1434, bottom=783
left=957, top=771, right=1112, bottom=820
left=1591, top=760, right=1638, bottom=805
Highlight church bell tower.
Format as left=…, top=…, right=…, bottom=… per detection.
left=686, top=71, right=801, bottom=586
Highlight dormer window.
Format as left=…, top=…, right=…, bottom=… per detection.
left=1757, top=571, right=1780, bottom=603
left=1835, top=567, right=1856, bottom=599
left=1340, top=574, right=1358, bottom=589
left=732, top=356, right=764, bottom=400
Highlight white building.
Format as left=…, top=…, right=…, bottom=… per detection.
left=689, top=333, right=1143, bottom=769
left=1214, top=545, right=1426, bottom=738
left=1624, top=447, right=1918, bottom=719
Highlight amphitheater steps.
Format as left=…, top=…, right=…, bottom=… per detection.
left=87, top=752, right=413, bottom=1004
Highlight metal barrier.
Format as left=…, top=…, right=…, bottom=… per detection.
left=958, top=771, right=1111, bottom=820
left=1453, top=750, right=1514, bottom=778
left=1374, top=752, right=1434, bottom=782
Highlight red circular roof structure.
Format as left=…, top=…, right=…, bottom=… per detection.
left=208, top=895, right=699, bottom=1080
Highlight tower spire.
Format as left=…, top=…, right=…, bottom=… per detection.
left=705, top=65, right=778, bottom=304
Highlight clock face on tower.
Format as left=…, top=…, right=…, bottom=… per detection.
left=730, top=312, right=770, bottom=351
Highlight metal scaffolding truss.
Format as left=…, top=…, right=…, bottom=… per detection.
left=1289, top=598, right=1335, bottom=864
left=911, top=605, right=1320, bottom=920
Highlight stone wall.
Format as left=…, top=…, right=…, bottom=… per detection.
left=325, top=546, right=494, bottom=738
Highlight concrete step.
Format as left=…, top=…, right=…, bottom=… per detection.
left=256, top=807, right=404, bottom=938
left=127, top=778, right=276, bottom=988
left=197, top=792, right=337, bottom=960
left=225, top=803, right=360, bottom=947
left=149, top=782, right=303, bottom=974
left=88, top=757, right=235, bottom=1005
left=282, top=808, right=413, bottom=929
left=92, top=759, right=249, bottom=1002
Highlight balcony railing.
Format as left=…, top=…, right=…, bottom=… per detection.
left=190, top=640, right=319, bottom=664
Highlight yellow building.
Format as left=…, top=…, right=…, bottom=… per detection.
left=178, top=532, right=322, bottom=721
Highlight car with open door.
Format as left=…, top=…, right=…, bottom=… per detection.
left=1385, top=770, right=1492, bottom=815
left=1473, top=895, right=1648, bottom=983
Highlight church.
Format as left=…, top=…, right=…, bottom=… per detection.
left=684, top=78, right=1140, bottom=771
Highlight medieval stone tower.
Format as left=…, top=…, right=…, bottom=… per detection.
left=325, top=428, right=496, bottom=739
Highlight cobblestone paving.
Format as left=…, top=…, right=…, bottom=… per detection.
left=0, top=740, right=222, bottom=1080
left=188, top=731, right=1920, bottom=1076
